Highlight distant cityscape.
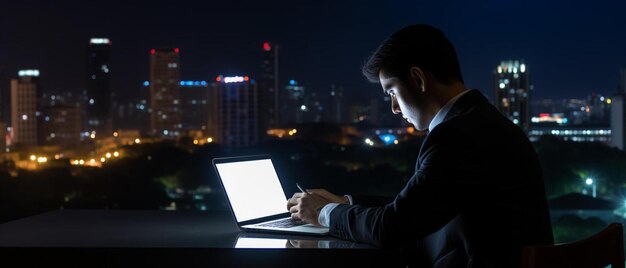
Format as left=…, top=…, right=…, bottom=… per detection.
left=2, top=37, right=626, bottom=175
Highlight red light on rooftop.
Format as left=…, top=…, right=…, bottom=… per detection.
left=150, top=49, right=156, bottom=55
left=174, top=48, right=180, bottom=53
left=539, top=113, right=550, bottom=117
left=216, top=76, right=221, bottom=82
left=263, top=42, right=271, bottom=51
left=244, top=76, right=249, bottom=81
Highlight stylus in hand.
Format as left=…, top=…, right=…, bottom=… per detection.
left=296, top=183, right=307, bottom=194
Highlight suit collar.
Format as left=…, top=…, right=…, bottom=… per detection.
left=441, top=89, right=488, bottom=123
left=417, top=89, right=487, bottom=169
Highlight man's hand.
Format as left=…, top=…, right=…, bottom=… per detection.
left=286, top=188, right=349, bottom=226
left=287, top=191, right=334, bottom=226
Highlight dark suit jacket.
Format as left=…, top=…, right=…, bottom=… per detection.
left=329, top=89, right=554, bottom=267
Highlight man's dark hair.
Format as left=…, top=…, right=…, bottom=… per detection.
left=362, top=24, right=464, bottom=85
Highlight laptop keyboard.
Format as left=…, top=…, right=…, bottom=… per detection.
left=257, top=218, right=308, bottom=228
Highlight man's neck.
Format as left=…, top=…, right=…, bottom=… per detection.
left=433, top=82, right=467, bottom=109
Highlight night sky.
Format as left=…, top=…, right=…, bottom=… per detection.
left=2, top=0, right=626, bottom=106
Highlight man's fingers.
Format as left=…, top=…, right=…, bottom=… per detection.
left=289, top=205, right=299, bottom=214
left=286, top=195, right=301, bottom=210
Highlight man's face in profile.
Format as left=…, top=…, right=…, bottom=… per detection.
left=379, top=70, right=430, bottom=131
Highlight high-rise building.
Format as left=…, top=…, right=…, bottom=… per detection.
left=43, top=105, right=81, bottom=147
left=280, top=79, right=306, bottom=124
left=107, top=81, right=150, bottom=133
left=179, top=80, right=209, bottom=132
left=493, top=60, right=531, bottom=134
left=329, top=85, right=344, bottom=124
left=0, top=65, right=6, bottom=152
left=611, top=69, right=626, bottom=150
left=611, top=96, right=624, bottom=150
left=258, top=42, right=279, bottom=133
left=149, top=48, right=181, bottom=138
left=211, top=75, right=258, bottom=147
left=303, top=91, right=328, bottom=123
left=85, top=38, right=112, bottom=139
left=11, top=70, right=41, bottom=148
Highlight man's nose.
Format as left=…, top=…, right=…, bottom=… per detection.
left=391, top=97, right=401, bottom=114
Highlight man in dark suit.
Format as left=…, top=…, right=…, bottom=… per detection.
left=287, top=24, right=553, bottom=267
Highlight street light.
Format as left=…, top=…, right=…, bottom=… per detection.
left=584, top=178, right=596, bottom=198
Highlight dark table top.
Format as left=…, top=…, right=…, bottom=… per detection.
left=0, top=209, right=372, bottom=249
left=0, top=210, right=403, bottom=267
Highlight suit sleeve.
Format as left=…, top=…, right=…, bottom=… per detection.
left=350, top=195, right=394, bottom=207
left=328, top=131, right=481, bottom=248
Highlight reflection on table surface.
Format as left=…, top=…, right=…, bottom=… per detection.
left=235, top=232, right=375, bottom=249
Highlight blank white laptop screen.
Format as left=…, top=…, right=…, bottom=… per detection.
left=215, top=159, right=288, bottom=222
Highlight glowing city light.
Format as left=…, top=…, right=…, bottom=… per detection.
left=37, top=157, right=47, bottom=163
left=223, top=76, right=246, bottom=83
left=113, top=152, right=119, bottom=157
left=106, top=153, right=112, bottom=158
left=113, top=132, right=118, bottom=137
left=18, top=69, right=40, bottom=77
left=30, top=155, right=36, bottom=161
left=585, top=178, right=593, bottom=185
left=89, top=38, right=111, bottom=45
left=263, top=42, right=271, bottom=51
left=135, top=138, right=141, bottom=144
left=207, top=137, right=213, bottom=143
left=379, top=134, right=397, bottom=145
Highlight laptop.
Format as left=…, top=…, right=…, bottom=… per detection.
left=213, top=155, right=329, bottom=236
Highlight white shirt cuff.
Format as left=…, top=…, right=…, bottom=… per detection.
left=317, top=195, right=353, bottom=227
left=318, top=203, right=340, bottom=227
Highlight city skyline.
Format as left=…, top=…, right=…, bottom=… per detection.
left=2, top=0, right=626, bottom=107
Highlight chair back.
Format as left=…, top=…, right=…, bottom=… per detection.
left=521, top=223, right=624, bottom=268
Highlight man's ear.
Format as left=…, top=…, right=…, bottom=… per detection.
left=409, top=67, right=426, bottom=93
